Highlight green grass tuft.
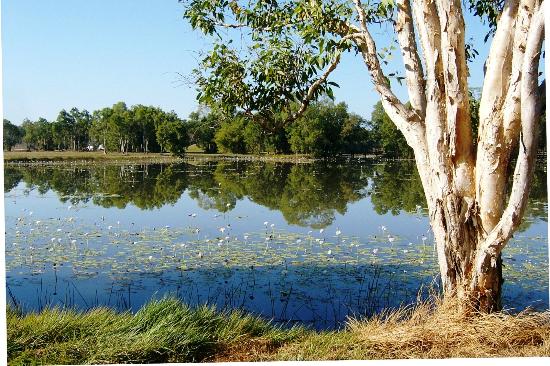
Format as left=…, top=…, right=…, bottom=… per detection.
left=7, top=298, right=304, bottom=364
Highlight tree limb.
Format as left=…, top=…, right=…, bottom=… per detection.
left=501, top=0, right=538, bottom=148
left=480, top=2, right=545, bottom=256
left=285, top=53, right=342, bottom=124
left=351, top=0, right=420, bottom=130
left=395, top=0, right=427, bottom=119
left=475, top=0, right=520, bottom=233
left=436, top=0, right=475, bottom=198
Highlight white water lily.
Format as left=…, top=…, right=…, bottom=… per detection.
left=335, top=229, right=341, bottom=236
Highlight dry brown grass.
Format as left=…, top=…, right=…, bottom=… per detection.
left=268, top=295, right=550, bottom=360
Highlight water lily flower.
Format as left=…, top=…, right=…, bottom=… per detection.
left=335, top=229, right=341, bottom=236
left=373, top=248, right=379, bottom=254
left=327, top=249, right=332, bottom=255
left=388, top=235, right=395, bottom=243
left=263, top=221, right=268, bottom=226
left=319, top=229, right=324, bottom=234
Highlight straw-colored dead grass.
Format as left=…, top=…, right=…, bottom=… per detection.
left=269, top=295, right=550, bottom=360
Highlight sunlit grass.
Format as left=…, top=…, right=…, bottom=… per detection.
left=7, top=297, right=305, bottom=364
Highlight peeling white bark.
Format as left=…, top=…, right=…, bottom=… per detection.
left=351, top=0, right=545, bottom=311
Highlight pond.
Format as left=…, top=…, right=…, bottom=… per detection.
left=4, top=157, right=549, bottom=329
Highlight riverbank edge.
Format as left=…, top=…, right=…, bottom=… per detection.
left=7, top=296, right=550, bottom=364
left=2, top=151, right=384, bottom=165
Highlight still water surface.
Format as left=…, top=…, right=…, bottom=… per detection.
left=4, top=158, right=548, bottom=329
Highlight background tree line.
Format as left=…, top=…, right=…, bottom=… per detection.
left=3, top=102, right=191, bottom=157
left=4, top=98, right=545, bottom=158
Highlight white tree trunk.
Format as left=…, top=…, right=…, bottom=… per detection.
left=351, top=0, right=545, bottom=311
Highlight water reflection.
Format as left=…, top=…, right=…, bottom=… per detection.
left=4, top=159, right=547, bottom=227
left=3, top=158, right=548, bottom=329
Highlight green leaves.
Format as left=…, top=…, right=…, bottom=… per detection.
left=183, top=1, right=359, bottom=128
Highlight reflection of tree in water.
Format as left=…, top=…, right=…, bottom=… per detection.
left=4, top=158, right=546, bottom=229
left=3, top=167, right=24, bottom=193
left=366, top=161, right=427, bottom=215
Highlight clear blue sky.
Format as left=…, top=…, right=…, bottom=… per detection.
left=2, top=0, right=491, bottom=124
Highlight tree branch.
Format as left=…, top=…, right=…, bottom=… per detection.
left=501, top=0, right=538, bottom=147
left=395, top=0, right=427, bottom=119
left=480, top=2, right=545, bottom=256
left=285, top=53, right=342, bottom=124
left=436, top=0, right=475, bottom=197
left=351, top=0, right=420, bottom=130
left=475, top=0, right=520, bottom=233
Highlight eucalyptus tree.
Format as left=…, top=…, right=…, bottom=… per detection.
left=52, top=109, right=76, bottom=150
left=21, top=118, right=39, bottom=150
left=132, top=104, right=161, bottom=153
left=368, top=101, right=413, bottom=157
left=187, top=107, right=222, bottom=153
left=183, top=0, right=546, bottom=311
left=156, top=114, right=190, bottom=157
left=3, top=119, right=23, bottom=151
left=70, top=108, right=93, bottom=151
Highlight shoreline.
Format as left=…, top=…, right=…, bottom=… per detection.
left=7, top=296, right=550, bottom=363
left=2, top=151, right=387, bottom=165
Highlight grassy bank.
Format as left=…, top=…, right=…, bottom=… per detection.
left=7, top=297, right=550, bottom=364
left=2, top=150, right=319, bottom=164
